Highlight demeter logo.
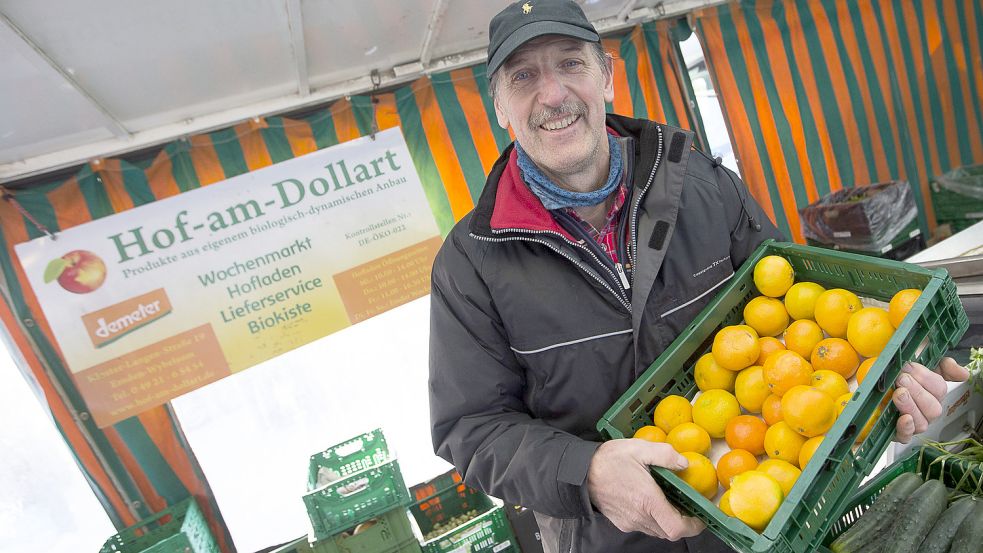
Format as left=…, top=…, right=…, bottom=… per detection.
left=81, top=288, right=172, bottom=348
left=44, top=250, right=107, bottom=294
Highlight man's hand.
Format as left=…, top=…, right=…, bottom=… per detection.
left=893, top=357, right=970, bottom=443
left=587, top=439, right=705, bottom=541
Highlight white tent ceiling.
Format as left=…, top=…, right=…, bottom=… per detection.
left=0, top=0, right=723, bottom=183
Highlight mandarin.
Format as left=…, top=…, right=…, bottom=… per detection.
left=666, top=422, right=712, bottom=456
left=735, top=365, right=770, bottom=413
left=781, top=385, right=836, bottom=438
left=757, top=458, right=801, bottom=496
left=675, top=452, right=718, bottom=500
left=744, top=296, right=790, bottom=337
left=762, top=393, right=784, bottom=426
left=653, top=395, right=692, bottom=433
left=814, top=289, right=863, bottom=338
left=888, top=289, right=920, bottom=329
left=695, top=352, right=737, bottom=392
left=810, top=370, right=850, bottom=400
left=713, top=325, right=761, bottom=372
left=763, top=350, right=814, bottom=397
left=764, top=421, right=807, bottom=464
left=692, top=389, right=742, bottom=439
left=756, top=337, right=786, bottom=365
left=753, top=255, right=795, bottom=298
left=810, top=337, right=860, bottom=379
left=729, top=471, right=784, bottom=532
left=725, top=415, right=768, bottom=455
left=847, top=307, right=894, bottom=357
left=633, top=425, right=667, bottom=442
left=784, top=281, right=826, bottom=320
left=784, top=319, right=825, bottom=358
left=717, top=449, right=759, bottom=489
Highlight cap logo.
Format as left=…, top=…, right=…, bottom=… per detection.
left=522, top=2, right=533, bottom=14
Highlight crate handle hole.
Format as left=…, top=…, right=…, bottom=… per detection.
left=629, top=399, right=642, bottom=413
left=334, top=439, right=366, bottom=457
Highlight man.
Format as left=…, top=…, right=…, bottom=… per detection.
left=428, top=1, right=968, bottom=551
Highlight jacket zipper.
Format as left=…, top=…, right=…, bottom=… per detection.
left=552, top=209, right=631, bottom=295
left=469, top=229, right=632, bottom=311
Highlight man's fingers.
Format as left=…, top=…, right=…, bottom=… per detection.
left=633, top=441, right=689, bottom=471
left=898, top=371, right=944, bottom=422
left=895, top=412, right=915, bottom=444
left=938, top=357, right=970, bottom=382
left=643, top=485, right=705, bottom=541
left=893, top=387, right=930, bottom=433
left=902, top=362, right=947, bottom=402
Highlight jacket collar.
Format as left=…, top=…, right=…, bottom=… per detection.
left=469, top=114, right=660, bottom=240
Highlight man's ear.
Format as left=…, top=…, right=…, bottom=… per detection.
left=602, top=53, right=615, bottom=104
left=494, top=95, right=511, bottom=130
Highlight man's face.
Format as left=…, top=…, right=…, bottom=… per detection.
left=493, top=36, right=615, bottom=184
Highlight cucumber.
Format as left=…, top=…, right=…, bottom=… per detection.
left=880, top=479, right=949, bottom=553
left=830, top=472, right=923, bottom=553
left=920, top=496, right=975, bottom=553
left=949, top=498, right=983, bottom=553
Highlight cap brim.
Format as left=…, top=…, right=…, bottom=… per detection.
left=487, top=21, right=600, bottom=76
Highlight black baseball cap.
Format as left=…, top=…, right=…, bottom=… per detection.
left=486, top=0, right=600, bottom=76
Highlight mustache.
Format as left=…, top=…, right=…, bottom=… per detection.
left=528, top=101, right=588, bottom=128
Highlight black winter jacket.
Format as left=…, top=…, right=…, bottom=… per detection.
left=429, top=114, right=782, bottom=553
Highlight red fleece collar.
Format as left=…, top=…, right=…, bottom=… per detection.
left=489, top=127, right=620, bottom=240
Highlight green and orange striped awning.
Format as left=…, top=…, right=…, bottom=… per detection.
left=695, top=0, right=983, bottom=242
left=0, top=21, right=698, bottom=551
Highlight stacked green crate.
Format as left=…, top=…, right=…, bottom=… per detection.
left=301, top=429, right=420, bottom=553
left=930, top=164, right=983, bottom=232
left=409, top=470, right=518, bottom=553
left=99, top=498, right=219, bottom=553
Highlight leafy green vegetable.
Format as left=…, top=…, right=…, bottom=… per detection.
left=968, top=348, right=983, bottom=397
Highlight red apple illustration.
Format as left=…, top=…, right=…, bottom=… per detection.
left=44, top=250, right=107, bottom=294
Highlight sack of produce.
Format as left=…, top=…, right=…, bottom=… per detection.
left=799, top=180, right=917, bottom=252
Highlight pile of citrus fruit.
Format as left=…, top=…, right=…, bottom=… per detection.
left=632, top=254, right=923, bottom=533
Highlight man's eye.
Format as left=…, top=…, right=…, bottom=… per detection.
left=512, top=70, right=532, bottom=82
left=562, top=60, right=584, bottom=69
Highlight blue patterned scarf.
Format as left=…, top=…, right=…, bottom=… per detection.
left=515, top=134, right=623, bottom=210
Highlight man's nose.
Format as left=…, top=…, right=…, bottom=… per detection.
left=535, top=68, right=568, bottom=107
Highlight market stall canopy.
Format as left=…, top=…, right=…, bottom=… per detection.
left=0, top=0, right=723, bottom=182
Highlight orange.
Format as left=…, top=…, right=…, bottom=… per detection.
left=814, top=289, right=863, bottom=338
left=725, top=415, right=768, bottom=455
left=764, top=421, right=808, bottom=464
left=888, top=289, right=920, bottom=329
left=735, top=366, right=770, bottom=413
left=763, top=350, right=814, bottom=396
left=729, top=471, right=784, bottom=532
left=847, top=307, right=894, bottom=357
left=633, top=425, right=667, bottom=442
left=756, top=337, right=786, bottom=365
left=784, top=281, right=826, bottom=320
left=757, top=458, right=801, bottom=496
left=692, top=389, right=742, bottom=438
left=666, top=422, right=712, bottom=456
left=762, top=394, right=784, bottom=426
left=783, top=319, right=825, bottom=358
left=717, top=449, right=759, bottom=489
left=653, top=395, right=692, bottom=433
left=834, top=392, right=852, bottom=417
left=712, top=326, right=761, bottom=371
left=798, top=436, right=824, bottom=469
left=781, top=385, right=836, bottom=437
left=695, top=352, right=738, bottom=392
left=674, top=452, right=719, bottom=500
left=810, top=338, right=860, bottom=379
left=810, top=370, right=851, bottom=400
left=744, top=296, right=790, bottom=337
left=856, top=357, right=877, bottom=385
left=753, top=255, right=795, bottom=298
left=719, top=490, right=735, bottom=517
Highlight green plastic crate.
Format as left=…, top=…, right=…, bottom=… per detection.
left=409, top=470, right=517, bottom=553
left=304, top=429, right=412, bottom=540
left=819, top=446, right=983, bottom=551
left=99, top=498, right=219, bottom=553
left=312, top=507, right=417, bottom=553
left=805, top=220, right=923, bottom=258
left=596, top=240, right=968, bottom=553
left=271, top=535, right=423, bottom=553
